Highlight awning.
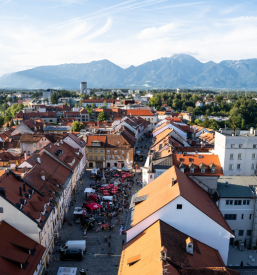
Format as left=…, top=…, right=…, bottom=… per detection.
left=86, top=203, right=102, bottom=210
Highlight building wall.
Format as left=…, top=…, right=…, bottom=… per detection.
left=106, top=147, right=133, bottom=168
left=215, top=132, right=257, bottom=176
left=217, top=198, right=254, bottom=241
left=86, top=146, right=106, bottom=168
left=0, top=196, right=39, bottom=242
left=36, top=137, right=51, bottom=151
left=127, top=196, right=232, bottom=265
left=21, top=143, right=36, bottom=155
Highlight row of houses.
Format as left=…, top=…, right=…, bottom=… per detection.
left=0, top=130, right=86, bottom=275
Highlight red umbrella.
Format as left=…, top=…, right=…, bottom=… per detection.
left=114, top=174, right=119, bottom=177
left=111, top=190, right=118, bottom=194
left=86, top=203, right=102, bottom=210
left=108, top=184, right=114, bottom=187
left=89, top=194, right=98, bottom=201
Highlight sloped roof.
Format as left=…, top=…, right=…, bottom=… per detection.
left=172, top=154, right=223, bottom=176
left=87, top=135, right=106, bottom=146
left=0, top=221, right=45, bottom=275
left=119, top=220, right=228, bottom=275
left=131, top=166, right=231, bottom=233
left=126, top=109, right=155, bottom=116
left=152, top=128, right=173, bottom=147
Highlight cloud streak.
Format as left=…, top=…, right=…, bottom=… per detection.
left=0, top=0, right=11, bottom=8
left=157, top=1, right=207, bottom=9
left=51, top=0, right=169, bottom=30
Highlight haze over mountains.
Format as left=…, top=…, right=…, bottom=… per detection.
left=1, top=54, right=257, bottom=90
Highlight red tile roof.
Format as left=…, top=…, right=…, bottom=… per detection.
left=132, top=166, right=232, bottom=233
left=0, top=221, right=45, bottom=275
left=87, top=135, right=106, bottom=146
left=126, top=110, right=155, bottom=116
left=172, top=154, right=223, bottom=176
left=119, top=220, right=227, bottom=275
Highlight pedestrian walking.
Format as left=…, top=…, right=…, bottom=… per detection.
left=122, top=239, right=125, bottom=247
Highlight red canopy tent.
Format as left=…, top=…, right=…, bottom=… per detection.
left=86, top=203, right=102, bottom=210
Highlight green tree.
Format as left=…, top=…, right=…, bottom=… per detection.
left=102, top=101, right=107, bottom=109
left=97, top=111, right=108, bottom=121
left=10, top=119, right=14, bottom=126
left=71, top=121, right=85, bottom=132
left=50, top=93, right=58, bottom=104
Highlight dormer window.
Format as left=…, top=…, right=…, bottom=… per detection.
left=190, top=168, right=194, bottom=173
left=201, top=168, right=205, bottom=173
left=180, top=168, right=184, bottom=173
left=211, top=168, right=216, bottom=173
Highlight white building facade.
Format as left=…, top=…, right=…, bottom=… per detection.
left=215, top=129, right=257, bottom=176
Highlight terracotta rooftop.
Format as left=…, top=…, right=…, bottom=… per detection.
left=0, top=221, right=45, bottom=275
left=106, top=133, right=134, bottom=149
left=119, top=220, right=229, bottom=275
left=24, top=151, right=72, bottom=200
left=87, top=135, right=106, bottom=146
left=126, top=109, right=155, bottom=116
left=0, top=171, right=50, bottom=227
left=172, top=154, right=223, bottom=176
left=131, top=166, right=231, bottom=233
left=152, top=128, right=173, bottom=147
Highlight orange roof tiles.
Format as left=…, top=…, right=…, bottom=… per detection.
left=152, top=128, right=173, bottom=147
left=126, top=109, right=155, bottom=116
left=119, top=220, right=228, bottom=275
left=87, top=135, right=106, bottom=146
left=132, top=166, right=231, bottom=233
left=172, top=154, right=223, bottom=176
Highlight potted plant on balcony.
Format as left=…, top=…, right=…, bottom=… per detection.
left=234, top=240, right=239, bottom=249
left=253, top=245, right=257, bottom=253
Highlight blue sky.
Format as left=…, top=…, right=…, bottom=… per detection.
left=0, top=0, right=257, bottom=76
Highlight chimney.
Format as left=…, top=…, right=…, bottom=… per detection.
left=19, top=186, right=23, bottom=197
left=21, top=168, right=25, bottom=178
left=23, top=182, right=26, bottom=192
left=250, top=127, right=254, bottom=135
left=186, top=237, right=193, bottom=255
left=41, top=171, right=45, bottom=181
left=24, top=151, right=27, bottom=160
left=60, top=139, right=63, bottom=144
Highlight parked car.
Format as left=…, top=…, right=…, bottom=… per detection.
left=60, top=240, right=86, bottom=252
left=60, top=249, right=83, bottom=261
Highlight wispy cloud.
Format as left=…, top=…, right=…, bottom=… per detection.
left=0, top=0, right=11, bottom=8
left=51, top=0, right=169, bottom=30
left=157, top=1, right=207, bottom=9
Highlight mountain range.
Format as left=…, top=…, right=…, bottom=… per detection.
left=1, top=54, right=257, bottom=90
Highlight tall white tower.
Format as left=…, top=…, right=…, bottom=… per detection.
left=80, top=82, right=87, bottom=94
left=177, top=88, right=180, bottom=94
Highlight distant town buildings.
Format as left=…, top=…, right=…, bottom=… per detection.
left=80, top=81, right=87, bottom=94
left=43, top=89, right=57, bottom=101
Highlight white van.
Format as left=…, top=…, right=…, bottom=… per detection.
left=60, top=240, right=86, bottom=253
left=100, top=196, right=113, bottom=206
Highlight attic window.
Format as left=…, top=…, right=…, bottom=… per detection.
left=127, top=254, right=141, bottom=266
left=189, top=158, right=194, bottom=163
left=211, top=168, right=216, bottom=174
left=201, top=168, right=205, bottom=173
left=177, top=204, right=182, bottom=209
left=199, top=155, right=203, bottom=159
left=190, top=168, right=194, bottom=173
